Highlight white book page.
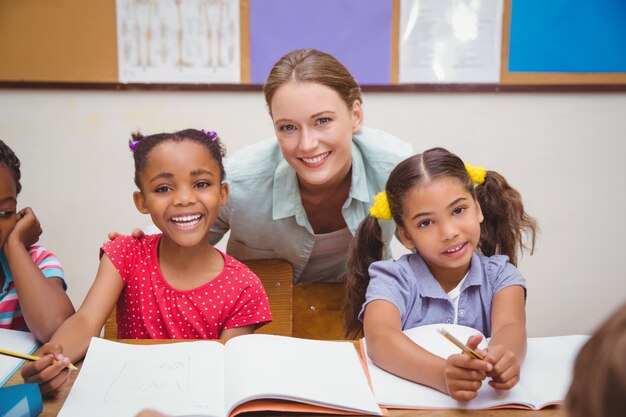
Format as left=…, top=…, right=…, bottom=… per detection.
left=365, top=324, right=590, bottom=410
left=0, top=328, right=38, bottom=386
left=58, top=338, right=225, bottom=417
left=517, top=335, right=590, bottom=408
left=223, top=334, right=381, bottom=416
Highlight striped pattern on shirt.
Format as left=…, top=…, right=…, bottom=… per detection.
left=0, top=245, right=65, bottom=331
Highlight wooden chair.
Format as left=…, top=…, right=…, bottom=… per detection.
left=103, top=258, right=294, bottom=339
left=243, top=258, right=293, bottom=337
left=293, top=282, right=347, bottom=340
left=104, top=305, right=117, bottom=340
left=103, top=260, right=350, bottom=340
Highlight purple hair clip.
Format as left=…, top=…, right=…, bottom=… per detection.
left=128, top=139, right=140, bottom=151
left=201, top=129, right=218, bottom=142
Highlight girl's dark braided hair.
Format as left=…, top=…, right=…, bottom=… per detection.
left=0, top=140, right=22, bottom=195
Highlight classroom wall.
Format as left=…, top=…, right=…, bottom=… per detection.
left=1, top=89, right=624, bottom=337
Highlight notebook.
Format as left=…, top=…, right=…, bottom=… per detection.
left=362, top=323, right=589, bottom=410
left=0, top=383, right=42, bottom=417
left=0, top=328, right=39, bottom=386
left=58, top=334, right=383, bottom=417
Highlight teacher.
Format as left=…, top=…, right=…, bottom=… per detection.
left=209, top=49, right=412, bottom=283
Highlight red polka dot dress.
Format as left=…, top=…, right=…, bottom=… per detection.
left=101, top=234, right=271, bottom=339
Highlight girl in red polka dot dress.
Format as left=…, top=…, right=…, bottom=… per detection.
left=21, top=129, right=272, bottom=396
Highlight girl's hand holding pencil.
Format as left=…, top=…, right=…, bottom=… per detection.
left=0, top=348, right=77, bottom=371
left=442, top=333, right=492, bottom=401
left=438, top=328, right=521, bottom=398
left=20, top=343, right=74, bottom=397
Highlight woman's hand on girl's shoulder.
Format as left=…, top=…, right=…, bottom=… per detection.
left=106, top=228, right=144, bottom=243
left=20, top=343, right=73, bottom=397
left=484, top=344, right=521, bottom=390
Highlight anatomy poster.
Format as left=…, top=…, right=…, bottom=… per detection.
left=116, top=0, right=240, bottom=83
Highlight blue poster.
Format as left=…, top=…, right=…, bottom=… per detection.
left=509, top=0, right=626, bottom=72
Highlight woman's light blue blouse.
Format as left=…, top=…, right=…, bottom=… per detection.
left=209, top=127, right=412, bottom=283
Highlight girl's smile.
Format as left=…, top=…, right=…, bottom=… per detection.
left=169, top=213, right=203, bottom=229
left=442, top=241, right=469, bottom=258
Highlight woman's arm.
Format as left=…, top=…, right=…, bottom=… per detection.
left=21, top=255, right=124, bottom=395
left=4, top=207, right=74, bottom=342
left=363, top=300, right=491, bottom=401
left=485, top=285, right=527, bottom=390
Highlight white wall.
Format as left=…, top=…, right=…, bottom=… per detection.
left=1, top=89, right=624, bottom=337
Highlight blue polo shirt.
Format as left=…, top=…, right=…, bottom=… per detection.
left=360, top=252, right=526, bottom=337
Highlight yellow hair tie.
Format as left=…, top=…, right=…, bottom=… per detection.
left=369, top=191, right=392, bottom=220
left=465, top=163, right=486, bottom=185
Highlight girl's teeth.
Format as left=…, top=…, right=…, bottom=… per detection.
left=446, top=244, right=463, bottom=253
left=172, top=214, right=201, bottom=228
left=172, top=215, right=200, bottom=222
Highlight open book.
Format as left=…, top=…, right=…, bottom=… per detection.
left=58, top=335, right=382, bottom=417
left=362, top=323, right=589, bottom=410
left=0, top=328, right=39, bottom=386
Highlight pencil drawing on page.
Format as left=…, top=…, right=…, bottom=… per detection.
left=104, top=354, right=191, bottom=402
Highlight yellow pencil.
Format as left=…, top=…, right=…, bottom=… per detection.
left=0, top=348, right=78, bottom=371
left=438, top=328, right=485, bottom=360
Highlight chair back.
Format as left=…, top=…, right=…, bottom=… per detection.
left=104, top=259, right=350, bottom=340
left=293, top=282, right=347, bottom=340
left=104, top=305, right=117, bottom=340
left=103, top=258, right=294, bottom=339
left=243, top=259, right=293, bottom=337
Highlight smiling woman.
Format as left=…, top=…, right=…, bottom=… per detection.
left=209, top=49, right=413, bottom=285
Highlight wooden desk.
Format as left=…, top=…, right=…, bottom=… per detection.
left=5, top=339, right=564, bottom=417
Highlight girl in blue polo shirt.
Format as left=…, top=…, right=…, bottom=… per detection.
left=345, top=147, right=537, bottom=402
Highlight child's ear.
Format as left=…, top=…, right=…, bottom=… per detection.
left=133, top=191, right=150, bottom=214
left=219, top=183, right=229, bottom=207
left=397, top=226, right=415, bottom=251
left=476, top=200, right=484, bottom=223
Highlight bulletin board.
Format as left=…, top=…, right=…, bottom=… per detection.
left=1, top=0, right=625, bottom=91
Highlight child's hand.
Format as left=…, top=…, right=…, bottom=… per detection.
left=483, top=344, right=521, bottom=390
left=20, top=344, right=73, bottom=397
left=6, top=207, right=41, bottom=249
left=443, top=334, right=492, bottom=401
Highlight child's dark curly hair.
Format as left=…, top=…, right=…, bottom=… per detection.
left=0, top=140, right=22, bottom=195
left=129, top=129, right=226, bottom=190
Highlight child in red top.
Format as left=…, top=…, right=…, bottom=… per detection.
left=22, top=129, right=271, bottom=395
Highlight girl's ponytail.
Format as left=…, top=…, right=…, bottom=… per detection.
left=344, top=154, right=426, bottom=338
left=344, top=216, right=384, bottom=338
left=475, top=171, right=537, bottom=266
